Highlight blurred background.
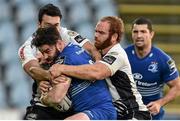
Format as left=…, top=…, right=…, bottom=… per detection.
left=0, top=0, right=180, bottom=119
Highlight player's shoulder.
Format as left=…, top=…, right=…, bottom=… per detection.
left=60, top=27, right=79, bottom=37
left=62, top=43, right=78, bottom=54
left=108, top=43, right=127, bottom=56
left=152, top=46, right=170, bottom=57
left=152, top=46, right=172, bottom=63
left=110, top=43, right=123, bottom=51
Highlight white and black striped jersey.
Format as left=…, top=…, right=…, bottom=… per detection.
left=99, top=43, right=148, bottom=112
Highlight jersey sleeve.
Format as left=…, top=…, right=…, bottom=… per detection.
left=60, top=28, right=89, bottom=47
left=18, top=37, right=38, bottom=67
left=161, top=54, right=179, bottom=83
left=99, top=51, right=124, bottom=76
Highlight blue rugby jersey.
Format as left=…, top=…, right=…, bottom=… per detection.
left=125, top=45, right=179, bottom=119
left=56, top=43, right=117, bottom=120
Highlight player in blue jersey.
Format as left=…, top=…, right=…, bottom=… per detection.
left=18, top=4, right=101, bottom=120
left=31, top=26, right=117, bottom=120
left=49, top=16, right=152, bottom=120
left=125, top=17, right=180, bottom=119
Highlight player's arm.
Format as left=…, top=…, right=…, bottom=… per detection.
left=25, top=61, right=51, bottom=82
left=49, top=52, right=121, bottom=81
left=40, top=75, right=71, bottom=105
left=148, top=58, right=180, bottom=108
left=18, top=43, right=50, bottom=82
left=147, top=57, right=180, bottom=115
left=159, top=77, right=180, bottom=106
left=82, top=41, right=101, bottom=61
left=49, top=62, right=111, bottom=81
left=147, top=77, right=180, bottom=115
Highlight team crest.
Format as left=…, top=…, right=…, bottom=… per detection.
left=148, top=62, right=158, bottom=73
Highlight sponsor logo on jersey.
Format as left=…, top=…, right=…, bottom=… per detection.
left=148, top=61, right=158, bottom=73
left=136, top=80, right=157, bottom=87
left=55, top=56, right=65, bottom=64
left=167, top=59, right=176, bottom=72
left=133, top=73, right=143, bottom=80
left=74, top=35, right=85, bottom=43
left=102, top=55, right=116, bottom=65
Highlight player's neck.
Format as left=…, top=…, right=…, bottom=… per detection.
left=135, top=45, right=152, bottom=59
left=101, top=44, right=115, bottom=56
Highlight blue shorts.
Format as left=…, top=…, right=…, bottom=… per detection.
left=83, top=103, right=117, bottom=120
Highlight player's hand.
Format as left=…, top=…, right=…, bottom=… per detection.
left=147, top=101, right=161, bottom=115
left=39, top=81, right=51, bottom=94
left=51, top=75, right=71, bottom=85
left=49, top=64, right=63, bottom=79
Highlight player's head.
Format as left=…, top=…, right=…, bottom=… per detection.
left=94, top=16, right=124, bottom=50
left=131, top=17, right=154, bottom=49
left=38, top=4, right=62, bottom=31
left=32, top=26, right=64, bottom=63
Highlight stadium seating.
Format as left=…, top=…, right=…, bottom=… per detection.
left=68, top=2, right=91, bottom=27
left=0, top=1, right=12, bottom=22
left=75, top=21, right=94, bottom=40
left=0, top=21, right=18, bottom=64
left=16, top=3, right=36, bottom=27
left=0, top=81, right=7, bottom=108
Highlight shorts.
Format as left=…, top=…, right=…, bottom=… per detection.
left=23, top=105, right=74, bottom=120
left=118, top=110, right=152, bottom=120
left=152, top=108, right=164, bottom=120
left=83, top=103, right=117, bottom=120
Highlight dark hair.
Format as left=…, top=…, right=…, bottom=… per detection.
left=38, top=3, right=62, bottom=23
left=132, top=17, right=153, bottom=32
left=100, top=16, right=124, bottom=42
left=32, top=26, right=61, bottom=47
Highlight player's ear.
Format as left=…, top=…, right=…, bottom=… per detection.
left=150, top=31, right=155, bottom=39
left=56, top=40, right=63, bottom=52
left=38, top=22, right=41, bottom=28
left=112, top=33, right=118, bottom=43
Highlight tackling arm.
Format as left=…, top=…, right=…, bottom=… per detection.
left=23, top=59, right=51, bottom=82
left=50, top=62, right=111, bottom=81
